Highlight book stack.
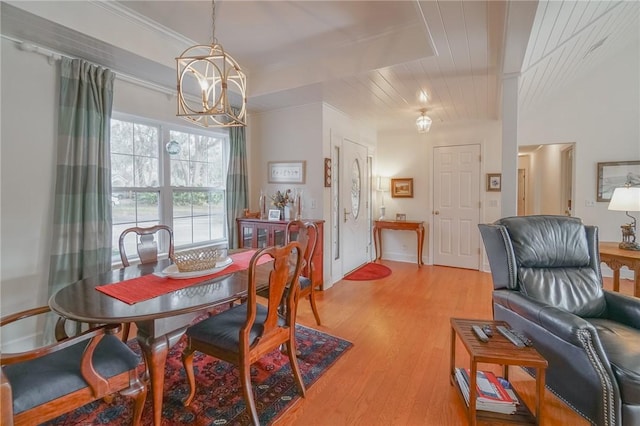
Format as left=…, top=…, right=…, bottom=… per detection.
left=454, top=368, right=519, bottom=415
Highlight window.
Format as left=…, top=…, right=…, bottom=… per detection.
left=110, top=116, right=228, bottom=263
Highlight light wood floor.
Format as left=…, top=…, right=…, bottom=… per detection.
left=278, top=260, right=635, bottom=426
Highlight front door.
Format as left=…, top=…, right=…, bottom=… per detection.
left=433, top=144, right=481, bottom=269
left=341, top=139, right=369, bottom=274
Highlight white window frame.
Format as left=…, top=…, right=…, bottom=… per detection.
left=111, top=112, right=229, bottom=265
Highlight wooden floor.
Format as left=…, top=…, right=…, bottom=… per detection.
left=277, top=260, right=635, bottom=426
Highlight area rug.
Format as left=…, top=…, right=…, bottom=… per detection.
left=343, top=262, right=392, bottom=281
left=43, top=325, right=352, bottom=426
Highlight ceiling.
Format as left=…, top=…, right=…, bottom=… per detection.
left=1, top=1, right=638, bottom=132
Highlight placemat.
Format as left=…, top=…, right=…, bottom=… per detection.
left=96, top=250, right=266, bottom=305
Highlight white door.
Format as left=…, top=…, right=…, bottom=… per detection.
left=341, top=139, right=369, bottom=274
left=433, top=144, right=481, bottom=269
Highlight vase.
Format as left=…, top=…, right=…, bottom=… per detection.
left=283, top=205, right=291, bottom=220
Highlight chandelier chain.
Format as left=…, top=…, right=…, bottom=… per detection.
left=211, top=0, right=217, bottom=44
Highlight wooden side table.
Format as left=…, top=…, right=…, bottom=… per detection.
left=599, top=242, right=640, bottom=297
left=450, top=318, right=548, bottom=425
left=373, top=220, right=425, bottom=266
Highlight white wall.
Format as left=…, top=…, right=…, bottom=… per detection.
left=519, top=38, right=640, bottom=244
left=377, top=120, right=501, bottom=264
left=1, top=39, right=58, bottom=314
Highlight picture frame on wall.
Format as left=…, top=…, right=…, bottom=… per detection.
left=596, top=160, right=640, bottom=202
left=486, top=173, right=502, bottom=192
left=268, top=161, right=306, bottom=184
left=391, top=178, right=413, bottom=198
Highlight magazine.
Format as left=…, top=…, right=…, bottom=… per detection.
left=454, top=368, right=518, bottom=415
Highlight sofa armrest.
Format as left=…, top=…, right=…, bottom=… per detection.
left=604, top=290, right=640, bottom=328
left=493, top=289, right=597, bottom=347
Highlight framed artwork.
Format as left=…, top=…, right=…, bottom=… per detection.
left=267, top=209, right=281, bottom=221
left=597, top=160, right=640, bottom=202
left=268, top=161, right=306, bottom=184
left=391, top=178, right=413, bottom=198
left=486, top=173, right=502, bottom=192
left=324, top=158, right=332, bottom=187
left=395, top=213, right=406, bottom=221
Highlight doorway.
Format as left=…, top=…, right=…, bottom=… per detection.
left=432, top=144, right=481, bottom=269
left=517, top=143, right=575, bottom=216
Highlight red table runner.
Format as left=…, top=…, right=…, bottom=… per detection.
left=96, top=250, right=266, bottom=305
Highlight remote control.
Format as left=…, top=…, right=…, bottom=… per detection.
left=481, top=325, right=493, bottom=337
left=510, top=329, right=533, bottom=346
left=496, top=325, right=526, bottom=347
left=472, top=325, right=489, bottom=342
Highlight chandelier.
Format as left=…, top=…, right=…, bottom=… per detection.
left=416, top=109, right=432, bottom=133
left=176, top=0, right=247, bottom=128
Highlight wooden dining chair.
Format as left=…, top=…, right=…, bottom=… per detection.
left=1, top=306, right=146, bottom=426
left=118, top=224, right=174, bottom=341
left=181, top=242, right=306, bottom=425
left=118, top=224, right=174, bottom=267
left=285, top=220, right=322, bottom=325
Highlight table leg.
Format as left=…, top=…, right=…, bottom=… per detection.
left=634, top=267, right=640, bottom=298
left=449, top=326, right=456, bottom=385
left=374, top=226, right=382, bottom=261
left=416, top=225, right=425, bottom=266
left=535, top=367, right=546, bottom=424
left=137, top=326, right=188, bottom=426
left=469, top=361, right=478, bottom=426
left=613, top=268, right=621, bottom=292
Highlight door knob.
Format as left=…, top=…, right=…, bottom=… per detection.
left=434, top=210, right=440, bottom=215
left=344, top=208, right=351, bottom=222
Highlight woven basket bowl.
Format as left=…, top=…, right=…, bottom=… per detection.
left=171, top=247, right=219, bottom=272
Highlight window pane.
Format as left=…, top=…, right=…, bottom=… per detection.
left=110, top=120, right=133, bottom=155
left=111, top=153, right=134, bottom=187
left=136, top=192, right=160, bottom=222
left=172, top=217, right=193, bottom=247
left=134, top=157, right=159, bottom=187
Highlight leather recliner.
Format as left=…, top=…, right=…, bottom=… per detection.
left=478, top=215, right=640, bottom=426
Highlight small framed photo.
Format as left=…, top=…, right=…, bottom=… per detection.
left=486, top=173, right=502, bottom=192
left=391, top=178, right=413, bottom=198
left=268, top=161, right=306, bottom=184
left=395, top=213, right=406, bottom=221
left=267, top=209, right=281, bottom=221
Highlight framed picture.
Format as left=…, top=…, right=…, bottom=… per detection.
left=395, top=213, right=406, bottom=221
left=486, top=173, right=502, bottom=192
left=597, top=160, right=640, bottom=202
left=268, top=161, right=306, bottom=184
left=267, top=209, right=281, bottom=221
left=391, top=178, right=413, bottom=198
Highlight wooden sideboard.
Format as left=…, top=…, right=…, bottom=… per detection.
left=237, top=218, right=325, bottom=289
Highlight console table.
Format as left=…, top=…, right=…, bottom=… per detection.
left=373, top=220, right=425, bottom=266
left=599, top=242, right=640, bottom=297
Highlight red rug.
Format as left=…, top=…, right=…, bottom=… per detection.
left=344, top=262, right=392, bottom=281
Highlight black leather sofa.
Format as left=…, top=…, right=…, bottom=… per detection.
left=478, top=215, right=640, bottom=426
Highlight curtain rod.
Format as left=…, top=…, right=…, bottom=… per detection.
left=1, top=34, right=176, bottom=99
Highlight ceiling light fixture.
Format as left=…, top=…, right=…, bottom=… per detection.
left=176, top=0, right=246, bottom=128
left=416, top=109, right=432, bottom=133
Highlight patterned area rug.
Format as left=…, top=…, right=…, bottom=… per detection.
left=43, top=325, right=352, bottom=426
left=344, top=262, right=392, bottom=281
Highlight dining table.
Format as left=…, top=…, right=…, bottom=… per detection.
left=48, top=250, right=267, bottom=426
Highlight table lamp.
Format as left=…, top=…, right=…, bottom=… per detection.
left=376, top=176, right=391, bottom=220
left=608, top=185, right=640, bottom=250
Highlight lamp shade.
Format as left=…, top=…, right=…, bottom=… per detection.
left=608, top=187, right=640, bottom=211
left=377, top=176, right=391, bottom=192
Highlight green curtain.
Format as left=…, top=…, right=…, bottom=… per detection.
left=225, top=120, right=248, bottom=249
left=48, top=57, right=115, bottom=299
